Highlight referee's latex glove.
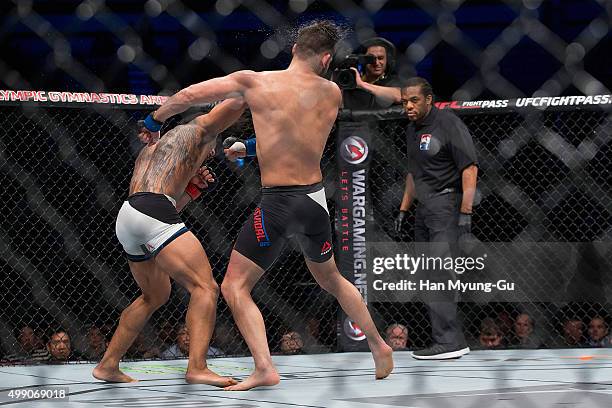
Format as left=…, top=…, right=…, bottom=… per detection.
left=394, top=211, right=407, bottom=234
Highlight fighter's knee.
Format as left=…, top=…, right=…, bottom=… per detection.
left=208, top=280, right=220, bottom=298
left=193, top=280, right=219, bottom=299
left=142, top=291, right=169, bottom=310
left=220, top=279, right=241, bottom=305
left=220, top=279, right=233, bottom=300
left=313, top=270, right=342, bottom=294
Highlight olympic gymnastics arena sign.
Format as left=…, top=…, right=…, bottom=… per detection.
left=0, top=89, right=168, bottom=105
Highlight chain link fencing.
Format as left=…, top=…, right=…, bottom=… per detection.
left=0, top=0, right=611, bottom=366
left=366, top=101, right=612, bottom=352
left=0, top=98, right=610, bottom=366
left=0, top=101, right=345, bottom=364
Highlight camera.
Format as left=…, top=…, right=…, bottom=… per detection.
left=331, top=54, right=376, bottom=90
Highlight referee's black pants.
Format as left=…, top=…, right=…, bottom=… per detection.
left=414, top=192, right=466, bottom=347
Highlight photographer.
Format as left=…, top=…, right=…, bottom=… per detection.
left=341, top=37, right=402, bottom=109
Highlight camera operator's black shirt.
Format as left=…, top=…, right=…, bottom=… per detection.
left=406, top=106, right=478, bottom=201
left=342, top=74, right=400, bottom=110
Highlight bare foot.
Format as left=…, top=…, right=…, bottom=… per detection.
left=224, top=367, right=280, bottom=391
left=185, top=368, right=238, bottom=387
left=92, top=365, right=138, bottom=383
left=372, top=343, right=394, bottom=379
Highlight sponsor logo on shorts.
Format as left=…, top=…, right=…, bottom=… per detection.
left=343, top=317, right=366, bottom=341
left=320, top=241, right=332, bottom=256
left=253, top=207, right=270, bottom=247
left=420, top=133, right=431, bottom=150
left=340, top=136, right=369, bottom=164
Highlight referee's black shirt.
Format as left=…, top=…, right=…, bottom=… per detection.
left=406, top=106, right=478, bottom=201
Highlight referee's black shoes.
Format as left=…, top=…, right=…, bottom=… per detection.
left=411, top=343, right=470, bottom=360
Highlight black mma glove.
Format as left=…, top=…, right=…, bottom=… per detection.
left=185, top=166, right=218, bottom=201
left=458, top=212, right=472, bottom=236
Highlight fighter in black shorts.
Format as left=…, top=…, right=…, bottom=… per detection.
left=234, top=183, right=333, bottom=269
left=140, top=20, right=393, bottom=391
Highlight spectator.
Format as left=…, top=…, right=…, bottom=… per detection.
left=18, top=325, right=45, bottom=353
left=509, top=313, right=542, bottom=349
left=126, top=333, right=160, bottom=360
left=562, top=318, right=585, bottom=347
left=213, top=321, right=244, bottom=356
left=84, top=325, right=107, bottom=361
left=496, top=310, right=514, bottom=339
left=279, top=331, right=305, bottom=355
left=46, top=329, right=74, bottom=363
left=342, top=37, right=401, bottom=109
left=158, top=320, right=176, bottom=350
left=161, top=323, right=189, bottom=359
left=302, top=317, right=331, bottom=353
left=162, top=323, right=224, bottom=359
left=3, top=325, right=50, bottom=363
left=477, top=318, right=504, bottom=349
left=385, top=324, right=409, bottom=351
left=586, top=316, right=611, bottom=347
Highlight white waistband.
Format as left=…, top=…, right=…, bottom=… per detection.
left=164, top=194, right=177, bottom=207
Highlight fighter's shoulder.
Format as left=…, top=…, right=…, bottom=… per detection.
left=227, top=70, right=259, bottom=84
left=319, top=79, right=342, bottom=100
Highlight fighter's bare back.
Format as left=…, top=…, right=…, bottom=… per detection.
left=239, top=69, right=341, bottom=187
left=129, top=124, right=211, bottom=200
left=130, top=99, right=245, bottom=200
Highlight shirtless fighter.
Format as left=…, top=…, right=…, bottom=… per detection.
left=140, top=20, right=393, bottom=391
left=93, top=99, right=245, bottom=385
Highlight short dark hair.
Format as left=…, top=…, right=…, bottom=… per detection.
left=480, top=318, right=501, bottom=336
left=294, top=20, right=341, bottom=58
left=47, top=328, right=70, bottom=343
left=401, top=77, right=433, bottom=97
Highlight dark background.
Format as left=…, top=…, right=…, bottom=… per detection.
left=1, top=0, right=610, bottom=99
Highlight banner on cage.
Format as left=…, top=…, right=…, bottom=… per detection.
left=335, top=121, right=375, bottom=351
left=435, top=94, right=612, bottom=111
left=0, top=89, right=168, bottom=106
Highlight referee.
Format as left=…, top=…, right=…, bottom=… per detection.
left=394, top=77, right=478, bottom=360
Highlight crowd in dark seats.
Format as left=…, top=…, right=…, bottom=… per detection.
left=466, top=310, right=611, bottom=350
left=1, top=326, right=79, bottom=364
left=2, top=305, right=610, bottom=365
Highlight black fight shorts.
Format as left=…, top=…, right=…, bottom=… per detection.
left=233, top=182, right=333, bottom=270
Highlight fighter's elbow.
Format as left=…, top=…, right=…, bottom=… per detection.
left=226, top=97, right=247, bottom=111
left=463, top=164, right=478, bottom=179
left=193, top=120, right=216, bottom=143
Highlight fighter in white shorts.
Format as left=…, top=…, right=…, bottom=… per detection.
left=92, top=99, right=245, bottom=386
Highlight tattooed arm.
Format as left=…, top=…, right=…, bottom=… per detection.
left=175, top=100, right=246, bottom=212
left=190, top=98, right=247, bottom=140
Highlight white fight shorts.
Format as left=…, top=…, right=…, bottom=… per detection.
left=115, top=192, right=187, bottom=262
